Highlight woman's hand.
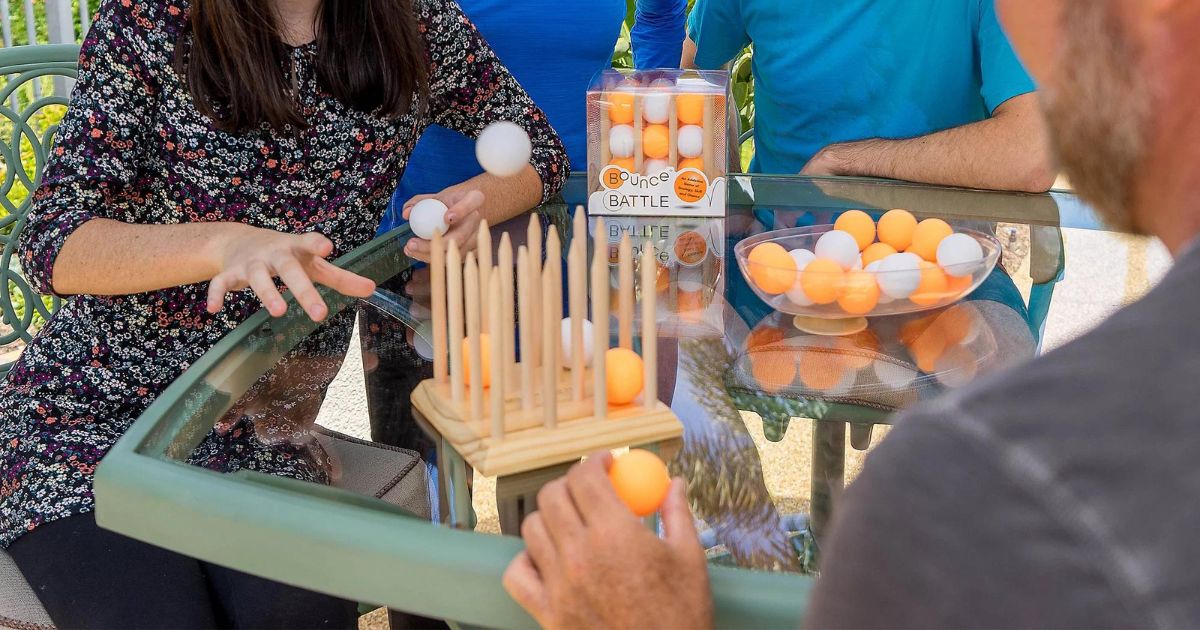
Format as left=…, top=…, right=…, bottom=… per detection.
left=207, top=225, right=376, bottom=321
left=401, top=188, right=485, bottom=262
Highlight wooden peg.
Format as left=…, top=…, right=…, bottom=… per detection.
left=641, top=245, right=658, bottom=408
left=478, top=220, right=492, bottom=333
left=546, top=229, right=562, bottom=376
left=431, top=231, right=447, bottom=384
left=618, top=234, right=634, bottom=350
left=447, top=240, right=464, bottom=403
left=568, top=222, right=586, bottom=402
left=592, top=219, right=608, bottom=418
left=541, top=265, right=557, bottom=429
left=489, top=272, right=505, bottom=439
left=498, top=233, right=515, bottom=389
left=465, top=252, right=484, bottom=424
left=527, top=215, right=542, bottom=369
left=517, top=246, right=534, bottom=412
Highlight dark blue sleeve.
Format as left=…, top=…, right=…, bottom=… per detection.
left=631, top=0, right=688, bottom=69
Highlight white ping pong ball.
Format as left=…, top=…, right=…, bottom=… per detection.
left=814, top=230, right=860, bottom=270
left=475, top=121, right=532, bottom=177
left=876, top=252, right=923, bottom=299
left=936, top=233, right=984, bottom=277
left=678, top=125, right=704, bottom=159
left=785, top=248, right=817, bottom=306
left=609, top=125, right=635, bottom=159
left=643, top=158, right=670, bottom=175
left=643, top=93, right=670, bottom=124
left=560, top=317, right=595, bottom=364
left=865, top=260, right=895, bottom=303
left=409, top=198, right=449, bottom=240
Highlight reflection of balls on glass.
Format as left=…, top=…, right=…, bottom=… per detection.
left=409, top=198, right=449, bottom=239
left=876, top=252, right=923, bottom=299
left=560, top=317, right=594, bottom=364
left=749, top=350, right=796, bottom=394
left=936, top=233, right=984, bottom=277
left=677, top=125, right=704, bottom=159
left=642, top=125, right=670, bottom=160
left=609, top=449, right=670, bottom=517
left=643, top=92, right=671, bottom=124
left=462, top=335, right=491, bottom=387
left=834, top=210, right=876, bottom=250
left=878, top=209, right=918, bottom=251
left=475, top=121, right=532, bottom=178
left=609, top=124, right=635, bottom=159
left=677, top=93, right=705, bottom=125
left=909, top=218, right=953, bottom=262
left=815, top=230, right=861, bottom=270
left=747, top=243, right=797, bottom=295
left=605, top=348, right=645, bottom=405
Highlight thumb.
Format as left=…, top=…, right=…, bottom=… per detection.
left=445, top=189, right=485, bottom=224
left=661, top=478, right=699, bottom=552
left=300, top=232, right=334, bottom=258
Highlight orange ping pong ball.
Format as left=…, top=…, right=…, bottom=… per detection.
left=909, top=218, right=953, bottom=262
left=609, top=156, right=635, bottom=172
left=608, top=91, right=635, bottom=124
left=837, top=270, right=881, bottom=315
left=678, top=157, right=705, bottom=171
left=834, top=210, right=876, bottom=250
left=461, top=335, right=491, bottom=387
left=747, top=243, right=797, bottom=295
left=642, top=125, right=670, bottom=160
left=910, top=261, right=950, bottom=306
left=677, top=93, right=705, bottom=125
left=609, top=449, right=671, bottom=517
left=877, top=209, right=918, bottom=251
left=800, top=258, right=845, bottom=304
left=861, top=242, right=897, bottom=268
left=605, top=348, right=645, bottom=405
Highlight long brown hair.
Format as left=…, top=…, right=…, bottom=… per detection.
left=177, top=0, right=428, bottom=133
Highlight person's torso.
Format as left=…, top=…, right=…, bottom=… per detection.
left=383, top=0, right=625, bottom=231
left=745, top=0, right=989, bottom=173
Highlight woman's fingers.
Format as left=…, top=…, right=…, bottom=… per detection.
left=206, top=272, right=233, bottom=314
left=402, top=194, right=436, bottom=220
left=444, top=189, right=484, bottom=225
left=248, top=262, right=287, bottom=317
left=404, top=237, right=432, bottom=263
left=298, top=232, right=335, bottom=258
left=275, top=257, right=328, bottom=322
left=311, top=258, right=376, bottom=298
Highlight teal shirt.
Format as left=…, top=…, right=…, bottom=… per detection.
left=688, top=0, right=1035, bottom=174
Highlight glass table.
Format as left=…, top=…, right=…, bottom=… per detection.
left=93, top=174, right=1100, bottom=628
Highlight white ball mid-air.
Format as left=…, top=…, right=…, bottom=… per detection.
left=876, top=252, right=923, bottom=299
left=785, top=248, right=817, bottom=306
left=409, top=198, right=449, bottom=240
left=560, top=317, right=595, bottom=364
left=677, top=125, right=704, bottom=159
left=609, top=125, right=635, bottom=159
left=814, top=230, right=860, bottom=270
left=475, top=121, right=532, bottom=177
left=936, top=233, right=984, bottom=277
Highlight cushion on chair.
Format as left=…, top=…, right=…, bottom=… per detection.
left=0, top=549, right=54, bottom=630
left=314, top=427, right=431, bottom=521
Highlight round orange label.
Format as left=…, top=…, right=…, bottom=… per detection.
left=601, top=165, right=627, bottom=190
left=674, top=231, right=708, bottom=266
left=674, top=171, right=707, bottom=203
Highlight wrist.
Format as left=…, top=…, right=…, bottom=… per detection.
left=203, top=222, right=255, bottom=278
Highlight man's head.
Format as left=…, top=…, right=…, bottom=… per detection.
left=998, top=0, right=1200, bottom=236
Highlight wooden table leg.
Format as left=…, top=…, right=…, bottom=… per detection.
left=809, top=421, right=846, bottom=544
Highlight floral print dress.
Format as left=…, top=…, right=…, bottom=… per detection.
left=0, top=0, right=567, bottom=547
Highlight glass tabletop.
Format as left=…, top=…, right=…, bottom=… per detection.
left=93, top=174, right=1101, bottom=626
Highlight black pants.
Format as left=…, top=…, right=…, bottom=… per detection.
left=7, top=512, right=358, bottom=630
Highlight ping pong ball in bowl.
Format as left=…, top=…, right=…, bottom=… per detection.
left=609, top=449, right=670, bottom=517
left=643, top=92, right=671, bottom=124
left=409, top=198, right=449, bottom=240
left=936, top=233, right=984, bottom=277
left=678, top=125, right=704, bottom=159
left=643, top=125, right=670, bottom=160
left=800, top=258, right=845, bottom=304
left=605, top=348, right=645, bottom=405
left=878, top=209, right=918, bottom=251
left=815, top=230, right=861, bottom=270
left=462, top=335, right=491, bottom=387
left=608, top=90, right=635, bottom=124
left=609, top=125, right=635, bottom=158
left=560, top=317, right=594, bottom=364
left=747, top=243, right=797, bottom=295
left=861, top=242, right=897, bottom=268
left=834, top=210, right=876, bottom=250
left=785, top=249, right=817, bottom=306
left=865, top=260, right=895, bottom=304
left=909, top=218, right=953, bottom=262
left=475, top=121, right=532, bottom=178
left=677, top=93, right=705, bottom=125
left=910, top=261, right=950, bottom=306
left=837, top=270, right=881, bottom=315
left=876, top=252, right=923, bottom=300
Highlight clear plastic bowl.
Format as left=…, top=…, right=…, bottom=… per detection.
left=734, top=225, right=1000, bottom=319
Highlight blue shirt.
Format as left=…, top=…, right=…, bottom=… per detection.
left=381, top=0, right=687, bottom=233
left=688, top=0, right=1035, bottom=174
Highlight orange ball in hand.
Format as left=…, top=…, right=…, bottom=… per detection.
left=462, top=335, right=491, bottom=388
left=909, top=218, right=953, bottom=262
left=605, top=348, right=645, bottom=405
left=747, top=243, right=797, bottom=295
left=609, top=449, right=671, bottom=517
left=834, top=210, right=876, bottom=250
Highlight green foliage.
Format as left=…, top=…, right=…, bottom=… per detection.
left=611, top=0, right=756, bottom=169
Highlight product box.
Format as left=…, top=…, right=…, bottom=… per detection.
left=587, top=69, right=735, bottom=218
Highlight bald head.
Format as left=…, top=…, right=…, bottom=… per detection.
left=998, top=0, right=1200, bottom=246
